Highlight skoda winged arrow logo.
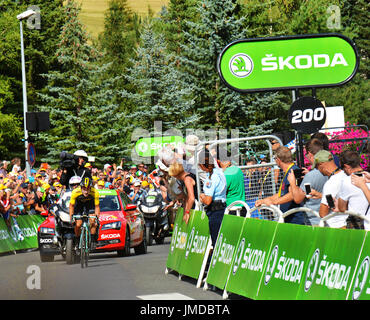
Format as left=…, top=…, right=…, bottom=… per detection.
left=232, top=238, right=245, bottom=275
left=185, top=227, right=195, bottom=260
left=352, top=256, right=369, bottom=300
left=264, top=245, right=278, bottom=285
left=304, top=249, right=320, bottom=292
left=229, top=54, right=253, bottom=78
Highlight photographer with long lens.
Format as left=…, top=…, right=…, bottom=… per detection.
left=59, top=150, right=92, bottom=188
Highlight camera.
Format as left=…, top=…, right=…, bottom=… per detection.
left=293, top=168, right=304, bottom=179
left=59, top=151, right=78, bottom=169
left=293, top=168, right=304, bottom=185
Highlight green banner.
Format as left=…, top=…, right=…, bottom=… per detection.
left=179, top=210, right=210, bottom=279
left=167, top=208, right=211, bottom=280
left=167, top=207, right=187, bottom=272
left=297, top=227, right=366, bottom=300
left=135, top=136, right=184, bottom=157
left=348, top=233, right=370, bottom=300
left=0, top=215, right=44, bottom=253
left=217, top=33, right=359, bottom=92
left=165, top=210, right=370, bottom=300
left=226, top=218, right=279, bottom=300
left=205, top=214, right=245, bottom=290
left=257, top=223, right=317, bottom=300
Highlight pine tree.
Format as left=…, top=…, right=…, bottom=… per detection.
left=177, top=0, right=282, bottom=136
left=122, top=19, right=198, bottom=136
left=284, top=0, right=369, bottom=127
left=159, top=0, right=199, bottom=56
left=38, top=0, right=124, bottom=165
left=98, top=0, right=141, bottom=77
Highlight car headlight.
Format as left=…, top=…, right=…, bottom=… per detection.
left=40, top=227, right=55, bottom=235
left=101, top=221, right=121, bottom=230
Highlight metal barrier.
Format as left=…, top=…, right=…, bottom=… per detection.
left=249, top=204, right=284, bottom=223
left=283, top=207, right=321, bottom=225
left=319, top=211, right=370, bottom=228
left=224, top=200, right=250, bottom=216
left=226, top=201, right=284, bottom=223
left=194, top=134, right=284, bottom=211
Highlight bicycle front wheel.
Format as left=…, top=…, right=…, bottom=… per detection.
left=80, top=228, right=86, bottom=268
left=85, top=230, right=90, bottom=268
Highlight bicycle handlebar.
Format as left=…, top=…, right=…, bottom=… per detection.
left=72, top=214, right=98, bottom=222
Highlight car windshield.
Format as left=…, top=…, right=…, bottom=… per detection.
left=99, top=195, right=121, bottom=212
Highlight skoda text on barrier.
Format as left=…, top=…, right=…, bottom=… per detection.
left=0, top=215, right=44, bottom=253
left=165, top=207, right=212, bottom=288
left=204, top=203, right=283, bottom=299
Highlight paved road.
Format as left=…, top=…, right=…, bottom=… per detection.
left=0, top=239, right=228, bottom=300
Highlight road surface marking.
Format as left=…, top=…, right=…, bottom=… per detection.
left=137, top=292, right=194, bottom=300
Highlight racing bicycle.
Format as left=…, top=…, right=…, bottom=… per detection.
left=73, top=209, right=98, bottom=268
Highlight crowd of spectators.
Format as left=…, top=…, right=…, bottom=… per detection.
left=0, top=157, right=158, bottom=229
left=0, top=132, right=369, bottom=238
left=155, top=133, right=370, bottom=235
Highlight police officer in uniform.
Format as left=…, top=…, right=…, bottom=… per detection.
left=198, top=148, right=227, bottom=248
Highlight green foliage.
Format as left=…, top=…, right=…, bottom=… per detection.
left=0, top=75, right=22, bottom=158
left=122, top=20, right=197, bottom=134
left=171, top=0, right=283, bottom=136
left=38, top=0, right=124, bottom=165
left=0, top=0, right=67, bottom=160
left=0, top=0, right=368, bottom=164
left=98, top=0, right=141, bottom=76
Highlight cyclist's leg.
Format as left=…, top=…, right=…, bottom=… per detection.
left=90, top=217, right=97, bottom=235
left=86, top=202, right=98, bottom=236
left=73, top=204, right=84, bottom=237
left=74, top=219, right=82, bottom=237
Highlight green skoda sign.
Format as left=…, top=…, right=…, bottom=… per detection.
left=135, top=135, right=184, bottom=157
left=217, top=33, right=359, bottom=92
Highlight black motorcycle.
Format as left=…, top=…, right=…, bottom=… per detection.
left=38, top=190, right=76, bottom=263
left=49, top=191, right=78, bottom=264
left=137, top=189, right=169, bottom=246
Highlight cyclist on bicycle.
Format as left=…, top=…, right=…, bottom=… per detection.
left=69, top=177, right=100, bottom=243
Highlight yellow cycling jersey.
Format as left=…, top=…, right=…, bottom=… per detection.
left=70, top=186, right=100, bottom=207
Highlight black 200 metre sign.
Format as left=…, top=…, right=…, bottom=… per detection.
left=288, top=97, right=326, bottom=134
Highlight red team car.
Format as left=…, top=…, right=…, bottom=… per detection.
left=37, top=189, right=147, bottom=262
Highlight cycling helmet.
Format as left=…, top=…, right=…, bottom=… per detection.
left=74, top=150, right=88, bottom=159
left=80, top=177, right=92, bottom=188
left=69, top=175, right=82, bottom=186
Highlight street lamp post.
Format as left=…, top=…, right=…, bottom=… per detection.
left=17, top=10, right=36, bottom=177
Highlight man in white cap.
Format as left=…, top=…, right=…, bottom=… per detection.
left=184, top=134, right=207, bottom=184
left=128, top=179, right=142, bottom=204
left=185, top=135, right=199, bottom=158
